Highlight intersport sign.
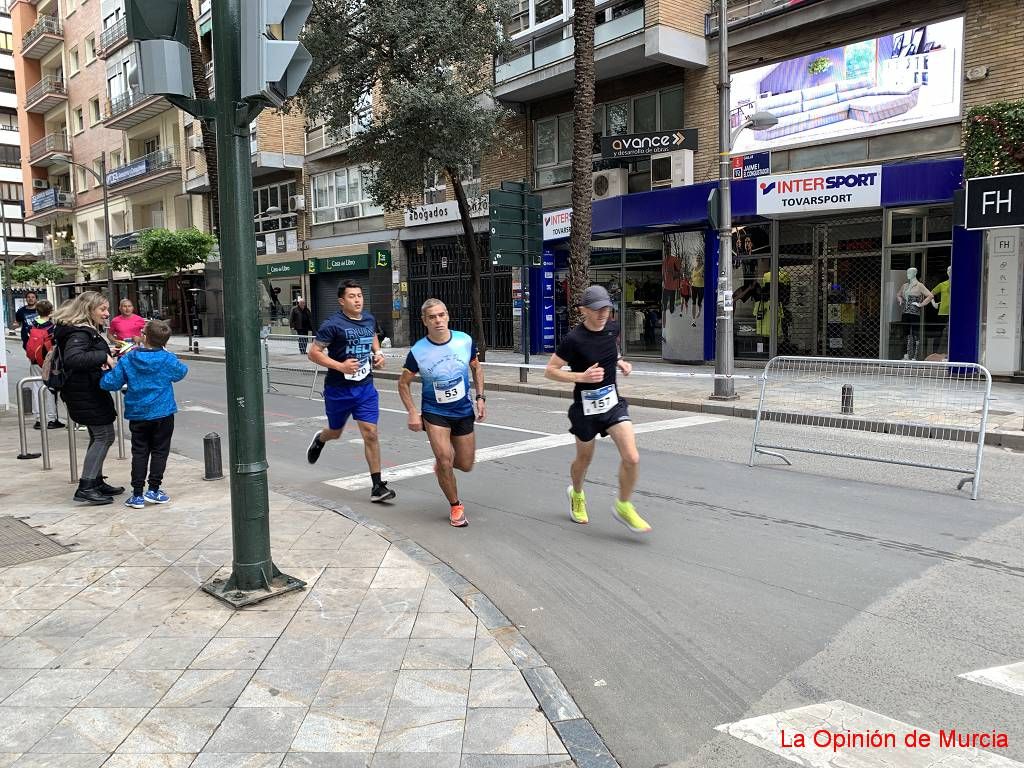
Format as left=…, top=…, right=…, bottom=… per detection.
left=756, top=165, right=882, bottom=215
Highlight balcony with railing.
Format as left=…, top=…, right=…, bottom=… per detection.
left=25, top=76, right=68, bottom=114
left=704, top=0, right=836, bottom=34
left=77, top=241, right=106, bottom=263
left=22, top=15, right=62, bottom=59
left=105, top=147, right=181, bottom=193
left=111, top=228, right=154, bottom=253
left=27, top=187, right=74, bottom=224
left=104, top=86, right=171, bottom=131
left=495, top=0, right=647, bottom=101
left=29, top=132, right=71, bottom=167
left=96, top=17, right=128, bottom=58
left=42, top=244, right=77, bottom=266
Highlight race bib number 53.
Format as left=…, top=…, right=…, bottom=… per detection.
left=582, top=384, right=618, bottom=415
left=434, top=377, right=466, bottom=403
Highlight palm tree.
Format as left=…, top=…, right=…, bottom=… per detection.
left=567, top=0, right=596, bottom=326
left=187, top=0, right=219, bottom=235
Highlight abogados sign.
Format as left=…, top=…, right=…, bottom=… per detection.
left=600, top=129, right=697, bottom=160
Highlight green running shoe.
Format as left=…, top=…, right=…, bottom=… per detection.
left=566, top=485, right=589, bottom=524
left=613, top=499, right=651, bottom=533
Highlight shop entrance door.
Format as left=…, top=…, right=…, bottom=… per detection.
left=778, top=214, right=883, bottom=358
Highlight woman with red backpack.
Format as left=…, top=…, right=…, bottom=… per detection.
left=52, top=291, right=124, bottom=505
left=24, top=299, right=63, bottom=430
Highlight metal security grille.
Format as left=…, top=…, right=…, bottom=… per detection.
left=750, top=357, right=992, bottom=499
left=408, top=238, right=514, bottom=349
left=778, top=214, right=883, bottom=359
left=0, top=516, right=70, bottom=567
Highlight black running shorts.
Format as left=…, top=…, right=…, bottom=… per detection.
left=567, top=400, right=631, bottom=443
left=422, top=411, right=476, bottom=437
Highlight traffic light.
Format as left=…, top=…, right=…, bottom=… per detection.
left=241, top=0, right=314, bottom=107
left=125, top=0, right=194, bottom=98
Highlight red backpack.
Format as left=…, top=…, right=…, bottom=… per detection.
left=25, top=323, right=54, bottom=367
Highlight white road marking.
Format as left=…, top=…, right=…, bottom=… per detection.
left=268, top=421, right=296, bottom=427
left=716, top=700, right=1021, bottom=767
left=377, top=406, right=553, bottom=436
left=960, top=662, right=1024, bottom=697
left=324, top=414, right=721, bottom=491
left=180, top=405, right=224, bottom=415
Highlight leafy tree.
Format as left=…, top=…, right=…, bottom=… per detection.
left=108, top=228, right=217, bottom=345
left=298, top=0, right=515, bottom=358
left=568, top=0, right=596, bottom=326
left=10, top=262, right=67, bottom=285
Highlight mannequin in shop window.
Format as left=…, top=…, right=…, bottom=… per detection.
left=734, top=269, right=792, bottom=345
left=928, top=266, right=951, bottom=354
left=896, top=267, right=934, bottom=360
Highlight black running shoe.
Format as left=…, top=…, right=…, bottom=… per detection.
left=307, top=433, right=324, bottom=464
left=370, top=482, right=396, bottom=503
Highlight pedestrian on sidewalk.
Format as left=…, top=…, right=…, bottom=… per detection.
left=398, top=299, right=485, bottom=527
left=53, top=291, right=124, bottom=506
left=24, top=299, right=64, bottom=430
left=544, top=285, right=651, bottom=533
left=106, top=298, right=146, bottom=348
left=100, top=319, right=188, bottom=509
left=289, top=296, right=313, bottom=354
left=305, top=279, right=396, bottom=503
left=11, top=291, right=38, bottom=349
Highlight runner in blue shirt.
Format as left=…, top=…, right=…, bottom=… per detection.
left=306, top=279, right=396, bottom=502
left=398, top=298, right=486, bottom=527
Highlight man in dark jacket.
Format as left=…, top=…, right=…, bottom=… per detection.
left=289, top=297, right=313, bottom=354
left=53, top=292, right=124, bottom=505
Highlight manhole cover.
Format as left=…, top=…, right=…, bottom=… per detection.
left=975, top=409, right=1015, bottom=416
left=0, top=517, right=70, bottom=567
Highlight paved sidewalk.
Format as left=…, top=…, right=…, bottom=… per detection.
left=168, top=335, right=1024, bottom=447
left=0, top=413, right=602, bottom=768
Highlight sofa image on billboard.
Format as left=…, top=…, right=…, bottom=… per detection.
left=753, top=77, right=920, bottom=141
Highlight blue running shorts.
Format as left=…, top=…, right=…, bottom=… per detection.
left=324, top=382, right=379, bottom=430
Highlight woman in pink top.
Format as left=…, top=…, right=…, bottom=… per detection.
left=107, top=299, right=146, bottom=344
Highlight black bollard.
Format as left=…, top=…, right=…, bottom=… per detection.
left=203, top=432, right=224, bottom=480
left=841, top=384, right=854, bottom=415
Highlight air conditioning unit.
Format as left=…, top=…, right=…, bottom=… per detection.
left=32, top=179, right=49, bottom=190
left=592, top=168, right=628, bottom=200
left=288, top=194, right=305, bottom=212
left=650, top=150, right=694, bottom=189
left=187, top=134, right=204, bottom=151
left=56, top=192, right=74, bottom=205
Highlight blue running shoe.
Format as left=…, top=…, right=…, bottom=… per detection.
left=124, top=495, right=145, bottom=509
left=144, top=489, right=170, bottom=504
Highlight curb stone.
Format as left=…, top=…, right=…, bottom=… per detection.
left=272, top=483, right=623, bottom=768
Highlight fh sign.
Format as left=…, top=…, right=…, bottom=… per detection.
left=965, top=173, right=1024, bottom=230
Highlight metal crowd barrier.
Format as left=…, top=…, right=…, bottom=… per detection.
left=749, top=356, right=992, bottom=500
left=14, top=375, right=127, bottom=482
left=259, top=334, right=765, bottom=400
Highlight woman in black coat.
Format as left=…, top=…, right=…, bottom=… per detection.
left=52, top=291, right=123, bottom=505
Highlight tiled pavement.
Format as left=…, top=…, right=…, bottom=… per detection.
left=0, top=415, right=607, bottom=768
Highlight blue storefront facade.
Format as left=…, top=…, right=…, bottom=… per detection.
left=536, top=156, right=981, bottom=365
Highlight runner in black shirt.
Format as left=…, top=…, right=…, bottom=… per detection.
left=544, top=285, right=651, bottom=533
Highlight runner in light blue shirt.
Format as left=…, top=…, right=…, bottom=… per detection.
left=398, top=298, right=486, bottom=528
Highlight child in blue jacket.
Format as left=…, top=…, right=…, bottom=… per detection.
left=101, top=319, right=189, bottom=508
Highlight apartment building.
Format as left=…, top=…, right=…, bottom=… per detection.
left=0, top=3, right=44, bottom=321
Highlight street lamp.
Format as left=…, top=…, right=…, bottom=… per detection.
left=54, top=156, right=114, bottom=302
left=712, top=0, right=778, bottom=400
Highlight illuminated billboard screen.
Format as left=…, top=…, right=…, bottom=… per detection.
left=730, top=17, right=963, bottom=154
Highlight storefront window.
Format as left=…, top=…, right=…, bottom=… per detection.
left=731, top=224, right=773, bottom=360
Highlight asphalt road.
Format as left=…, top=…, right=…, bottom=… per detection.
left=8, top=347, right=1024, bottom=768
